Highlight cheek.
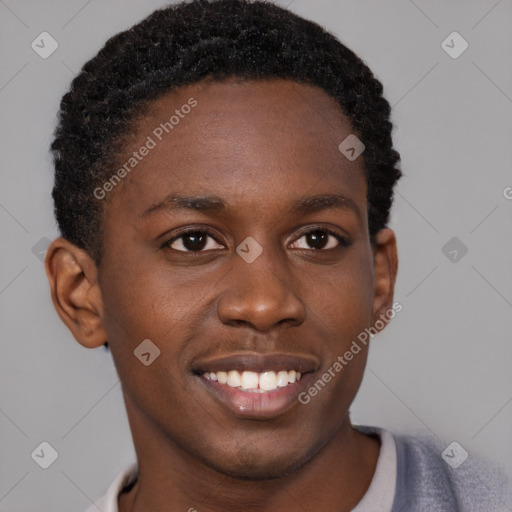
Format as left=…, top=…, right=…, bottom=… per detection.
left=98, top=264, right=197, bottom=414
left=316, top=248, right=375, bottom=403
left=98, top=250, right=214, bottom=384
left=305, top=245, right=374, bottom=342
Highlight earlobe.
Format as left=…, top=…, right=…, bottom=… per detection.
left=44, top=237, right=107, bottom=348
left=371, top=228, right=398, bottom=331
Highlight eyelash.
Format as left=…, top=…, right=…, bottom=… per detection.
left=162, top=227, right=350, bottom=252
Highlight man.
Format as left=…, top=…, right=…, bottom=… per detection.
left=45, top=1, right=508, bottom=510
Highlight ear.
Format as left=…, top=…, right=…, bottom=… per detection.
left=44, top=237, right=107, bottom=348
left=371, top=228, right=398, bottom=331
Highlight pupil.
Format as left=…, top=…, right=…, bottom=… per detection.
left=183, top=232, right=206, bottom=251
left=307, top=231, right=327, bottom=249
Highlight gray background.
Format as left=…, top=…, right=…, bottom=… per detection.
left=1, top=0, right=511, bottom=510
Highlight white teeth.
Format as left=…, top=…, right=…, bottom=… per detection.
left=204, top=370, right=302, bottom=391
left=241, top=371, right=259, bottom=390
left=259, top=371, right=277, bottom=391
left=227, top=370, right=242, bottom=387
left=276, top=370, right=289, bottom=387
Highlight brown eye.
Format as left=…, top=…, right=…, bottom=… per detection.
left=305, top=230, right=329, bottom=249
left=165, top=230, right=224, bottom=252
left=290, top=229, right=349, bottom=250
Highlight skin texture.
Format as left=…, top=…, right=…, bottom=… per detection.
left=45, top=79, right=398, bottom=512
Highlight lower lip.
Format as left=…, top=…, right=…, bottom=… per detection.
left=198, top=373, right=314, bottom=419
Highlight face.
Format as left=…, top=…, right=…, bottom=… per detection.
left=51, top=79, right=397, bottom=480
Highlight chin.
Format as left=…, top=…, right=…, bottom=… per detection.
left=200, top=444, right=317, bottom=481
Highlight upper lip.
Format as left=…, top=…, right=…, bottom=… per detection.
left=190, top=352, right=319, bottom=374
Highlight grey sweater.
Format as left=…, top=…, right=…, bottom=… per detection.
left=386, top=430, right=511, bottom=512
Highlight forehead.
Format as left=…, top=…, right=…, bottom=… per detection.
left=138, top=78, right=354, bottom=149
left=108, top=78, right=366, bottom=218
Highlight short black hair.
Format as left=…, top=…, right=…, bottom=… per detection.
left=50, top=0, right=401, bottom=265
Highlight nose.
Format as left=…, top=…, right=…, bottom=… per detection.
left=217, top=248, right=306, bottom=332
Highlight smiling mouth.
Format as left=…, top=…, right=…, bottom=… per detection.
left=203, top=370, right=302, bottom=393
left=191, top=352, right=318, bottom=418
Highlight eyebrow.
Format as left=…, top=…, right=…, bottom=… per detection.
left=141, top=192, right=361, bottom=221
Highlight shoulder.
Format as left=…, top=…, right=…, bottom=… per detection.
left=392, top=432, right=510, bottom=512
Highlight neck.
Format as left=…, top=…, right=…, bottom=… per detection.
left=118, top=395, right=380, bottom=512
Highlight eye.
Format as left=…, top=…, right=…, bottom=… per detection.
left=290, top=229, right=349, bottom=250
left=164, top=230, right=225, bottom=252
left=163, top=227, right=349, bottom=253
